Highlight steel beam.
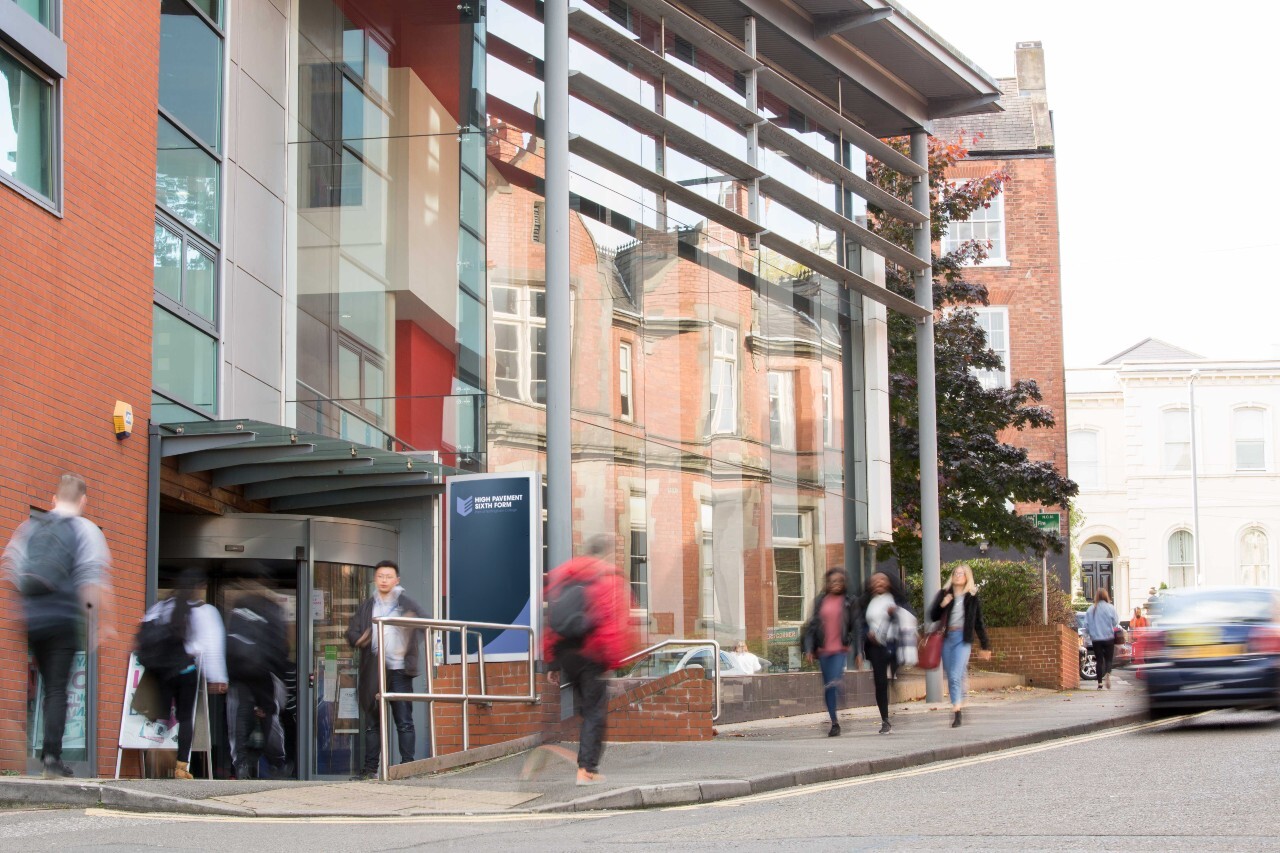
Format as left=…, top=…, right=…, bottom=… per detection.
left=813, top=8, right=893, bottom=39
left=758, top=231, right=928, bottom=319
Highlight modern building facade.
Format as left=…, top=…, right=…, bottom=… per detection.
left=1, top=0, right=1001, bottom=777
left=931, top=41, right=1071, bottom=589
left=1067, top=339, right=1280, bottom=616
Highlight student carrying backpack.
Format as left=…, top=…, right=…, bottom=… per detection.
left=2, top=474, right=112, bottom=779
left=226, top=573, right=288, bottom=779
left=542, top=538, right=636, bottom=786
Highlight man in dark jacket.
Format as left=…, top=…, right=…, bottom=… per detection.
left=346, top=560, right=424, bottom=779
left=226, top=571, right=288, bottom=779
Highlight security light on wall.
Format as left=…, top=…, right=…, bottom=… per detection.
left=113, top=401, right=133, bottom=440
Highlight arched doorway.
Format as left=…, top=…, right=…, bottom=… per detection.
left=1081, top=541, right=1114, bottom=601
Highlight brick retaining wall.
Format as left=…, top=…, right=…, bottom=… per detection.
left=975, top=625, right=1079, bottom=691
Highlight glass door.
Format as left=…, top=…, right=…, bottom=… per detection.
left=311, top=561, right=373, bottom=777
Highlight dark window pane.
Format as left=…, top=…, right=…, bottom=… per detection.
left=0, top=49, right=55, bottom=199
left=160, top=0, right=223, bottom=150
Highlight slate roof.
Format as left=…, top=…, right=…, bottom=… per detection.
left=1102, top=338, right=1206, bottom=365
left=932, top=77, right=1045, bottom=153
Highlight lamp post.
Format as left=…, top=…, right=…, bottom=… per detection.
left=1188, top=370, right=1203, bottom=587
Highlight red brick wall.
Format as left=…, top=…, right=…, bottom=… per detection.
left=0, top=3, right=158, bottom=773
left=977, top=625, right=1079, bottom=691
left=947, top=155, right=1067, bottom=516
left=429, top=662, right=713, bottom=754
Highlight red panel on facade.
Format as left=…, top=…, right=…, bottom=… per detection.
left=395, top=319, right=457, bottom=452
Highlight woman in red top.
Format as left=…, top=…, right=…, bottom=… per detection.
left=802, top=568, right=858, bottom=737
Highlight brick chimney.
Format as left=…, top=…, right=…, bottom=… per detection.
left=1015, top=41, right=1053, bottom=150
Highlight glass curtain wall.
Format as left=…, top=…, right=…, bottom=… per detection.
left=153, top=0, right=225, bottom=422
left=291, top=0, right=485, bottom=463
left=484, top=0, right=862, bottom=668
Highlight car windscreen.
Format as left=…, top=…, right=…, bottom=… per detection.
left=1159, top=590, right=1277, bottom=625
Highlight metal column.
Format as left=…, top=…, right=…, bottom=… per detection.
left=910, top=131, right=942, bottom=703
left=836, top=133, right=866, bottom=591
left=544, top=0, right=572, bottom=568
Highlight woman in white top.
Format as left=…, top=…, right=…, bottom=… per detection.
left=927, top=565, right=991, bottom=728
left=142, top=569, right=225, bottom=779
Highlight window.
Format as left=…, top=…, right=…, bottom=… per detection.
left=153, top=305, right=217, bottom=414
left=1168, top=530, right=1195, bottom=588
left=772, top=510, right=811, bottom=623
left=699, top=502, right=715, bottom=625
left=821, top=368, right=834, bottom=447
left=972, top=307, right=1010, bottom=389
left=1068, top=430, right=1100, bottom=491
left=156, top=116, right=220, bottom=241
left=159, top=0, right=222, bottom=151
left=619, top=342, right=633, bottom=421
left=1235, top=407, right=1266, bottom=472
left=629, top=494, right=648, bottom=610
left=154, top=220, right=216, bottom=324
left=13, top=0, right=58, bottom=31
left=708, top=324, right=737, bottom=435
left=531, top=200, right=545, bottom=244
left=0, top=46, right=56, bottom=203
left=1241, top=528, right=1269, bottom=587
left=942, top=189, right=1005, bottom=262
left=1163, top=409, right=1191, bottom=472
left=491, top=284, right=547, bottom=405
left=768, top=370, right=796, bottom=450
left=336, top=337, right=386, bottom=421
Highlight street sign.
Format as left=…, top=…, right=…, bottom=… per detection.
left=1031, top=512, right=1061, bottom=537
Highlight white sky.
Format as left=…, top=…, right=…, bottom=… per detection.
left=903, top=0, right=1280, bottom=367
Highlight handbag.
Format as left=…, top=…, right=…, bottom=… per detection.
left=918, top=629, right=943, bottom=670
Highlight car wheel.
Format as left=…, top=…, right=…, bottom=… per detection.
left=1080, top=654, right=1097, bottom=681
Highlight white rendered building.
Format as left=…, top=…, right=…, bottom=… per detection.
left=1067, top=339, right=1280, bottom=615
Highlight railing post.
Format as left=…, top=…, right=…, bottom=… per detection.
left=476, top=632, right=488, bottom=698
left=425, top=626, right=437, bottom=760
left=460, top=626, right=470, bottom=751
left=377, top=619, right=389, bottom=782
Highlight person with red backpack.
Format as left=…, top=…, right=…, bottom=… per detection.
left=542, top=537, right=635, bottom=786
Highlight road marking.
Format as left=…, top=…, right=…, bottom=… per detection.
left=83, top=808, right=609, bottom=825
left=679, top=715, right=1198, bottom=809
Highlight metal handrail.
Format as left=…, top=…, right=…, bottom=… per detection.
left=373, top=616, right=537, bottom=781
left=617, top=639, right=722, bottom=721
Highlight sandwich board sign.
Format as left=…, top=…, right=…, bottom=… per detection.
left=114, top=653, right=211, bottom=778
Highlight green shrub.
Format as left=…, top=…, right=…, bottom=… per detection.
left=904, top=559, right=1074, bottom=628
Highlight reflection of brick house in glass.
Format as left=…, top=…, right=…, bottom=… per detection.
left=931, top=41, right=1072, bottom=590
left=485, top=118, right=851, bottom=649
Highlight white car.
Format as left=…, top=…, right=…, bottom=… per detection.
left=628, top=647, right=768, bottom=678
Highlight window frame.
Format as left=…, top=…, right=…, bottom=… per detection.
left=1239, top=526, right=1270, bottom=587
left=821, top=367, right=834, bottom=448
left=0, top=32, right=62, bottom=212
left=971, top=306, right=1011, bottom=390
left=152, top=302, right=219, bottom=416
left=1167, top=529, right=1195, bottom=588
left=1233, top=406, right=1268, bottom=473
left=1162, top=407, right=1192, bottom=473
left=619, top=340, right=633, bottom=422
left=1068, top=428, right=1101, bottom=491
left=941, top=184, right=1007, bottom=265
left=708, top=323, right=738, bottom=436
left=771, top=508, right=812, bottom=624
left=490, top=282, right=550, bottom=406
left=767, top=369, right=796, bottom=451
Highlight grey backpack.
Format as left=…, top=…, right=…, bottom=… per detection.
left=16, top=515, right=77, bottom=596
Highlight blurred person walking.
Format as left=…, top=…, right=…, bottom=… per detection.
left=543, top=538, right=635, bottom=785
left=1130, top=606, right=1150, bottom=666
left=731, top=641, right=764, bottom=674
left=929, top=564, right=991, bottom=728
left=2, top=474, right=113, bottom=778
left=139, top=569, right=226, bottom=780
left=1085, top=588, right=1120, bottom=690
left=860, top=571, right=909, bottom=734
left=225, top=569, right=288, bottom=779
left=347, top=560, right=425, bottom=779
left=802, top=568, right=858, bottom=737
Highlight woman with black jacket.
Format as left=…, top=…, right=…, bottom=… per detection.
left=928, top=564, right=991, bottom=728
left=802, top=568, right=859, bottom=737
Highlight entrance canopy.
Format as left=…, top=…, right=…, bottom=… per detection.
left=157, top=419, right=458, bottom=514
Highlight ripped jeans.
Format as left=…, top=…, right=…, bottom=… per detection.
left=818, top=653, right=846, bottom=723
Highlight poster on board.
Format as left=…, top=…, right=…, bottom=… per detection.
left=445, top=471, right=542, bottom=662
left=114, top=653, right=210, bottom=777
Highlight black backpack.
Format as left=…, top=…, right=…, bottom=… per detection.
left=548, top=578, right=597, bottom=644
left=15, top=515, right=77, bottom=596
left=135, top=608, right=194, bottom=679
left=226, top=600, right=285, bottom=680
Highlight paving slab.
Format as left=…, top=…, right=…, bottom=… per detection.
left=210, top=781, right=539, bottom=815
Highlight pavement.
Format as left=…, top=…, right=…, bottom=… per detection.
left=0, top=675, right=1144, bottom=818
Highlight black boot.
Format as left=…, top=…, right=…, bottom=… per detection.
left=952, top=710, right=963, bottom=728
left=827, top=722, right=841, bottom=737
left=879, top=719, right=892, bottom=734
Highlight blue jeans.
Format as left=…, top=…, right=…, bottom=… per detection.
left=818, top=653, right=846, bottom=722
left=363, top=668, right=416, bottom=773
left=942, top=630, right=972, bottom=708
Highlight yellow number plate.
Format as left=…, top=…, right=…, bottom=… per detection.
left=1170, top=627, right=1222, bottom=646
left=1169, top=644, right=1244, bottom=659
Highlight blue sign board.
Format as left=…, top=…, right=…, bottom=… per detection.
left=445, top=472, right=541, bottom=661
